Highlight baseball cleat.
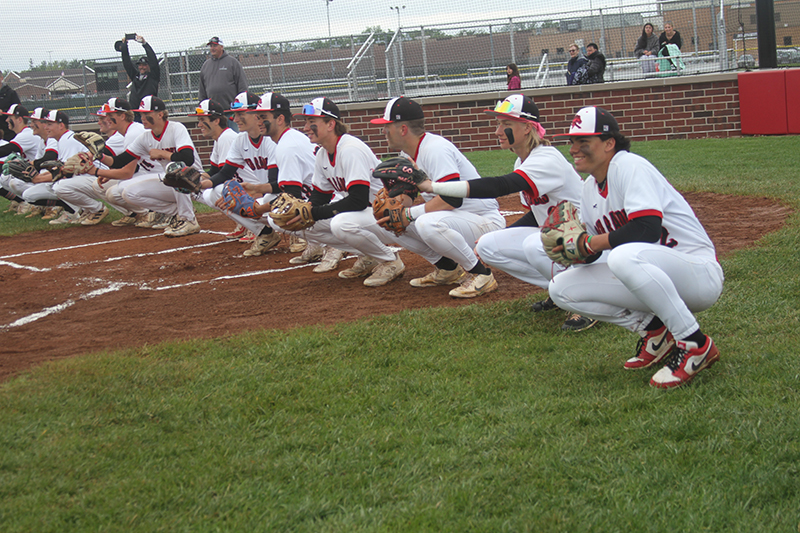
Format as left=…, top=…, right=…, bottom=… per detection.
left=49, top=210, right=82, bottom=225
left=313, top=247, right=346, bottom=273
left=242, top=232, right=281, bottom=256
left=625, top=325, right=675, bottom=369
left=41, top=206, right=63, bottom=220
left=25, top=205, right=45, bottom=218
left=81, top=206, right=109, bottom=226
left=449, top=272, right=498, bottom=298
left=410, top=265, right=466, bottom=287
left=289, top=235, right=307, bottom=253
left=15, top=202, right=33, bottom=216
left=225, top=224, right=247, bottom=239
left=339, top=255, right=379, bottom=279
left=650, top=336, right=719, bottom=389
left=4, top=201, right=21, bottom=213
left=363, top=254, right=405, bottom=287
left=153, top=214, right=178, bottom=230
left=561, top=313, right=599, bottom=332
left=111, top=213, right=140, bottom=227
left=164, top=218, right=201, bottom=237
left=134, top=211, right=158, bottom=228
left=531, top=296, right=558, bottom=313
left=289, top=243, right=324, bottom=265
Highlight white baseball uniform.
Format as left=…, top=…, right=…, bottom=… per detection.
left=102, top=122, right=152, bottom=215
left=1, top=127, right=42, bottom=196
left=476, top=144, right=585, bottom=288
left=201, top=131, right=276, bottom=235
left=22, top=131, right=86, bottom=205
left=120, top=121, right=202, bottom=220
left=549, top=150, right=724, bottom=339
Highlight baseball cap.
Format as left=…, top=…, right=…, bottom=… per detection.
left=136, top=57, right=148, bottom=65
left=30, top=107, right=50, bottom=120
left=207, top=36, right=223, bottom=46
left=370, top=96, right=424, bottom=124
left=96, top=98, right=132, bottom=116
left=43, top=110, right=69, bottom=125
left=253, top=92, right=291, bottom=112
left=190, top=99, right=226, bottom=116
left=230, top=91, right=260, bottom=111
left=295, top=97, right=341, bottom=120
left=135, top=96, right=166, bottom=113
left=558, top=106, right=619, bottom=137
left=2, top=104, right=29, bottom=117
left=485, top=94, right=540, bottom=123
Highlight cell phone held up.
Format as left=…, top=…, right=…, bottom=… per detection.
left=125, top=33, right=137, bottom=41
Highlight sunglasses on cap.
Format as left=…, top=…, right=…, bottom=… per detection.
left=230, top=101, right=257, bottom=111
left=302, top=104, right=337, bottom=118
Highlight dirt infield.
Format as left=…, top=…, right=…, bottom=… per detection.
left=0, top=193, right=791, bottom=381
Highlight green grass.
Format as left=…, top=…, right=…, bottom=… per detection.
left=2, top=136, right=800, bottom=532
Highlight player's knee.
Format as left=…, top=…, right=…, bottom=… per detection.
left=329, top=214, right=356, bottom=238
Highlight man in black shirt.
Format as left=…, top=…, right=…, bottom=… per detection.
left=0, top=72, right=21, bottom=140
left=119, top=34, right=160, bottom=121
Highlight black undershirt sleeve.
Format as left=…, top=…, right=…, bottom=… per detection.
left=440, top=195, right=463, bottom=208
left=207, top=164, right=221, bottom=178
left=170, top=147, right=195, bottom=167
left=311, top=183, right=370, bottom=221
left=466, top=172, right=531, bottom=198
left=209, top=164, right=238, bottom=188
left=111, top=151, right=136, bottom=169
left=33, top=150, right=58, bottom=171
left=279, top=183, right=304, bottom=199
left=508, top=210, right=539, bottom=228
left=0, top=143, right=22, bottom=158
left=607, top=215, right=662, bottom=247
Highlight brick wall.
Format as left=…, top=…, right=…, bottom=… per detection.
left=88, top=72, right=740, bottom=164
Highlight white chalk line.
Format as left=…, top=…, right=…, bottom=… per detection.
left=0, top=260, right=51, bottom=272
left=0, top=229, right=229, bottom=261
left=0, top=282, right=128, bottom=330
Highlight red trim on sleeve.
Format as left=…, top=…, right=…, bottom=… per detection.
left=514, top=169, right=540, bottom=198
left=125, top=149, right=141, bottom=160
left=45, top=148, right=58, bottom=155
left=628, top=209, right=663, bottom=220
left=10, top=141, right=23, bottom=152
left=347, top=180, right=371, bottom=189
left=225, top=161, right=244, bottom=169
left=177, top=145, right=193, bottom=153
left=280, top=180, right=302, bottom=188
left=267, top=163, right=277, bottom=169
left=436, top=172, right=460, bottom=183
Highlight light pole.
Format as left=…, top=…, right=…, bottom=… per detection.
left=390, top=6, right=406, bottom=92
left=326, top=0, right=335, bottom=76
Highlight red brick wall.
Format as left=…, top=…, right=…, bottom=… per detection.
left=135, top=72, right=740, bottom=164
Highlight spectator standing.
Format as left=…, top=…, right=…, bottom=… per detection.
left=506, top=64, right=521, bottom=90
left=565, top=44, right=587, bottom=85
left=635, top=23, right=660, bottom=74
left=577, top=43, right=606, bottom=85
left=0, top=73, right=21, bottom=141
left=119, top=34, right=160, bottom=121
left=198, top=37, right=248, bottom=132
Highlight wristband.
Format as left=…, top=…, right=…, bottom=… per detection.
left=584, top=234, right=595, bottom=255
left=407, top=204, right=426, bottom=221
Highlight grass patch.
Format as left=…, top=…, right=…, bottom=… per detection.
left=2, top=135, right=800, bottom=531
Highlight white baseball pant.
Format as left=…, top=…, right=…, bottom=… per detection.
left=121, top=175, right=195, bottom=220
left=549, top=242, right=724, bottom=339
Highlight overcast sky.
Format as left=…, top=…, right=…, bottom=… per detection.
left=3, top=0, right=649, bottom=72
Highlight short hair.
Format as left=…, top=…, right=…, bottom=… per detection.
left=323, top=117, right=348, bottom=136
left=405, top=118, right=425, bottom=136
left=587, top=43, right=599, bottom=50
left=270, top=108, right=292, bottom=126
left=600, top=132, right=631, bottom=153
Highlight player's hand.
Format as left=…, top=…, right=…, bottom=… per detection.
left=416, top=178, right=434, bottom=194
left=135, top=35, right=146, bottom=44
left=215, top=196, right=234, bottom=211
left=32, top=172, right=51, bottom=184
left=200, top=179, right=213, bottom=190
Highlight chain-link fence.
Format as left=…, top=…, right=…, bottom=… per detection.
left=7, top=0, right=800, bottom=124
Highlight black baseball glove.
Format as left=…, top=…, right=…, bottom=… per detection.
left=372, top=157, right=429, bottom=199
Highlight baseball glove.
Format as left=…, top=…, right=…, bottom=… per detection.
left=220, top=180, right=259, bottom=218
left=161, top=162, right=202, bottom=194
left=39, top=160, right=72, bottom=182
left=73, top=131, right=106, bottom=160
left=540, top=200, right=589, bottom=266
left=268, top=192, right=314, bottom=232
left=372, top=157, right=428, bottom=199
left=4, top=157, right=38, bottom=182
left=373, top=188, right=410, bottom=235
left=63, top=153, right=97, bottom=176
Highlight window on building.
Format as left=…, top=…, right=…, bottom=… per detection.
left=785, top=36, right=792, bottom=46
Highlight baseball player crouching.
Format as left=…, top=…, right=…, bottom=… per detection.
left=99, top=96, right=202, bottom=237
left=1, top=104, right=41, bottom=211
left=548, top=106, right=723, bottom=388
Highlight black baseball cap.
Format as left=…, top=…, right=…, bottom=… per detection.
left=253, top=92, right=291, bottom=112
left=43, top=110, right=69, bottom=127
left=30, top=107, right=50, bottom=120
left=135, top=96, right=166, bottom=113
left=136, top=57, right=148, bottom=65
left=295, top=97, right=341, bottom=120
left=207, top=37, right=223, bottom=45
left=485, top=94, right=540, bottom=123
left=370, top=96, right=424, bottom=124
left=558, top=106, right=620, bottom=137
left=191, top=99, right=226, bottom=116
left=2, top=104, right=29, bottom=117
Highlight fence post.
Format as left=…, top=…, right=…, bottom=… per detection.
left=81, top=60, right=89, bottom=120
left=421, top=26, right=429, bottom=87
left=267, top=44, right=273, bottom=90
left=718, top=0, right=728, bottom=70
left=164, top=52, right=173, bottom=106
left=599, top=9, right=606, bottom=52
left=490, top=25, right=495, bottom=69
left=510, top=18, right=516, bottom=64
left=692, top=0, right=699, bottom=54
